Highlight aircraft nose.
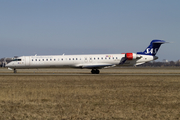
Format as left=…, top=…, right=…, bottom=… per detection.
left=5, top=63, right=11, bottom=67
left=5, top=64, right=9, bottom=67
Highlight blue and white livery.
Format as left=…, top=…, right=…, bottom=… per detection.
left=137, top=40, right=166, bottom=56
left=6, top=40, right=166, bottom=74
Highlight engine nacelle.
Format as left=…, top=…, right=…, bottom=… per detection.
left=125, top=53, right=141, bottom=60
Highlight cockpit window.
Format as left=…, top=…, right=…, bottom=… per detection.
left=13, top=59, right=21, bottom=61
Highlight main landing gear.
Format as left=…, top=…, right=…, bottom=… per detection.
left=91, top=69, right=100, bottom=74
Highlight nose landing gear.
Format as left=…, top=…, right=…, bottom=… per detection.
left=14, top=69, right=17, bottom=73
left=91, top=69, right=100, bottom=74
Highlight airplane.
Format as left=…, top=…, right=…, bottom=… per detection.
left=6, top=40, right=166, bottom=74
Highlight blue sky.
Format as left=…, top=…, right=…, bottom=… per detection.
left=0, top=0, right=180, bottom=61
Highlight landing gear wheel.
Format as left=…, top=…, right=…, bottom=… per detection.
left=14, top=69, right=17, bottom=73
left=96, top=69, right=100, bottom=74
left=91, top=69, right=100, bottom=74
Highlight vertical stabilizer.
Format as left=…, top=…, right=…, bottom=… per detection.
left=137, top=40, right=166, bottom=56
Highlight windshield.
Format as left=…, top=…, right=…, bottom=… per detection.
left=13, top=59, right=21, bottom=61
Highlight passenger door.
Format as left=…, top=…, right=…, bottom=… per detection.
left=25, top=57, right=30, bottom=66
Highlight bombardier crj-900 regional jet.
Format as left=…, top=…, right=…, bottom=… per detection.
left=6, top=40, right=166, bottom=74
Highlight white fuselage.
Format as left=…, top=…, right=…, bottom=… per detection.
left=5, top=39, right=165, bottom=74
left=6, top=54, right=155, bottom=69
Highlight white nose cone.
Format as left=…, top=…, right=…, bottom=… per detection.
left=5, top=64, right=9, bottom=67
left=5, top=63, right=12, bottom=68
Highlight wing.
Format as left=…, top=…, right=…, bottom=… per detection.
left=74, top=63, right=116, bottom=69
left=119, top=57, right=128, bottom=65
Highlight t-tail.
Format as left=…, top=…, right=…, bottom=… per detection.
left=137, top=40, right=166, bottom=56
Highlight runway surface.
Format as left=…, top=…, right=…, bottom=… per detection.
left=0, top=73, right=180, bottom=76
left=0, top=67, right=180, bottom=76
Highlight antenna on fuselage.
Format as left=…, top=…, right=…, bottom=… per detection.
left=13, top=56, right=18, bottom=60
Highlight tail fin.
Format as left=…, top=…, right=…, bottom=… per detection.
left=137, top=40, right=166, bottom=56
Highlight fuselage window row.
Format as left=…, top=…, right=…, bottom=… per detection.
left=31, top=57, right=118, bottom=62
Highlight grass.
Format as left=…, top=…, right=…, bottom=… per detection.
left=0, top=75, right=180, bottom=119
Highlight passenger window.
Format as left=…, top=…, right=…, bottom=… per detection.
left=76, top=58, right=78, bottom=60
left=61, top=58, right=63, bottom=61
left=36, top=59, right=37, bottom=61
left=39, top=59, right=40, bottom=61
left=46, top=59, right=48, bottom=61
left=32, top=59, right=33, bottom=61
